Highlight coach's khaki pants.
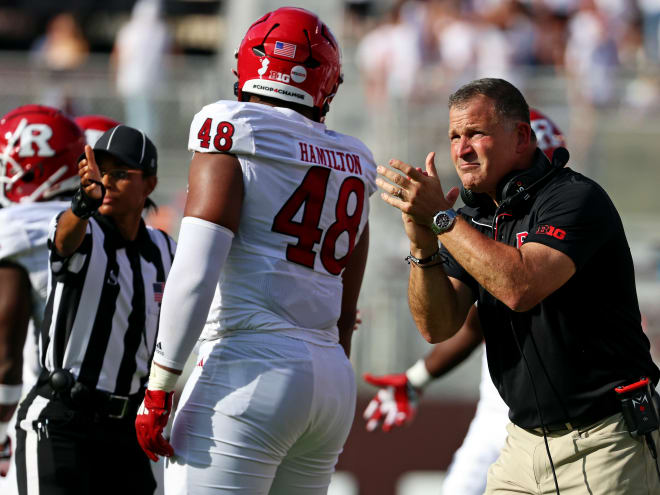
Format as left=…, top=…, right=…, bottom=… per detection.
left=485, top=413, right=660, bottom=494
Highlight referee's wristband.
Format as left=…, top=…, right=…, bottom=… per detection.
left=71, top=181, right=105, bottom=219
left=405, top=248, right=442, bottom=268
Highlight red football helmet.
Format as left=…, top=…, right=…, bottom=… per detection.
left=0, top=104, right=85, bottom=205
left=235, top=7, right=342, bottom=120
left=75, top=114, right=120, bottom=146
left=529, top=108, right=566, bottom=160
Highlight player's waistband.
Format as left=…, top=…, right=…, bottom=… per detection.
left=202, top=327, right=340, bottom=347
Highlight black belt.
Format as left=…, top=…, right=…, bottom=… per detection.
left=529, top=402, right=621, bottom=434
left=39, top=369, right=143, bottom=421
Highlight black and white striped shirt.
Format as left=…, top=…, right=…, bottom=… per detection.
left=41, top=213, right=176, bottom=396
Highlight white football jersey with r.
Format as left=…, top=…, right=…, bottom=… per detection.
left=187, top=101, right=377, bottom=345
left=0, top=201, right=68, bottom=327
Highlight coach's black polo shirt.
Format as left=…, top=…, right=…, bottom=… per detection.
left=440, top=151, right=659, bottom=429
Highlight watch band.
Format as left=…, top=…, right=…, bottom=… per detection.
left=405, top=248, right=442, bottom=267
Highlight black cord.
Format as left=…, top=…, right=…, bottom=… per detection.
left=510, top=320, right=561, bottom=495
left=645, top=433, right=660, bottom=481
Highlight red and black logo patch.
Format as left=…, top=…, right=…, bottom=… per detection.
left=536, top=224, right=566, bottom=240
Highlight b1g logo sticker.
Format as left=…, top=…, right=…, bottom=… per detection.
left=290, top=66, right=307, bottom=83
left=269, top=70, right=290, bottom=83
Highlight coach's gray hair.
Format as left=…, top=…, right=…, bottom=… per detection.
left=448, top=78, right=530, bottom=125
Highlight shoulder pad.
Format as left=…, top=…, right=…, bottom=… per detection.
left=188, top=100, right=256, bottom=155
left=0, top=202, right=69, bottom=260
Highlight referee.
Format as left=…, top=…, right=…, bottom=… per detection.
left=14, top=125, right=176, bottom=495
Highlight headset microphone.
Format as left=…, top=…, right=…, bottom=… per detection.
left=498, top=147, right=570, bottom=211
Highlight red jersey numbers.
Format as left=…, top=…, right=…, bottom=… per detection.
left=272, top=166, right=366, bottom=275
left=197, top=118, right=235, bottom=152
left=272, top=167, right=330, bottom=268
left=321, top=176, right=365, bottom=275
left=536, top=224, right=566, bottom=240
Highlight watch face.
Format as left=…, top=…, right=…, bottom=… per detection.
left=432, top=210, right=456, bottom=234
left=435, top=213, right=451, bottom=230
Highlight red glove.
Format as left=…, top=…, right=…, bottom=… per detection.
left=362, top=373, right=420, bottom=432
left=0, top=436, right=11, bottom=477
left=135, top=389, right=174, bottom=462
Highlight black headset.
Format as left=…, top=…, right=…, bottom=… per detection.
left=460, top=147, right=570, bottom=211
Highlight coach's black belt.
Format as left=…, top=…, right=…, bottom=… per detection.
left=529, top=402, right=621, bottom=434
left=41, top=369, right=142, bottom=421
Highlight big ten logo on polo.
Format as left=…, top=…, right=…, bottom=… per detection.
left=290, top=66, right=307, bottom=83
left=536, top=224, right=566, bottom=240
left=269, top=70, right=290, bottom=83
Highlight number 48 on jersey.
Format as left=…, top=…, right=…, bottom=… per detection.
left=272, top=166, right=365, bottom=276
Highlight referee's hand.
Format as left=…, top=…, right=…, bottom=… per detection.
left=78, top=145, right=104, bottom=201
left=135, top=389, right=174, bottom=462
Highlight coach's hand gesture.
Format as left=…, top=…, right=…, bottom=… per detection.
left=377, top=152, right=459, bottom=254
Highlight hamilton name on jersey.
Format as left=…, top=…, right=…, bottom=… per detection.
left=297, top=141, right=364, bottom=176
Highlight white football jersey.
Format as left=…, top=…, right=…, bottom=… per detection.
left=187, top=101, right=377, bottom=345
left=0, top=201, right=68, bottom=390
left=0, top=201, right=69, bottom=327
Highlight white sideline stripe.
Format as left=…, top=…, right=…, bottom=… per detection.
left=20, top=395, right=50, bottom=495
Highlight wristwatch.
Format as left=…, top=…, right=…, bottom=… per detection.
left=430, top=209, right=457, bottom=235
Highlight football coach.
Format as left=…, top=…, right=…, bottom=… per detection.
left=378, top=77, right=660, bottom=494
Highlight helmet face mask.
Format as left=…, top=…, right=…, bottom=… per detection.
left=0, top=105, right=85, bottom=206
left=235, top=7, right=343, bottom=121
left=529, top=108, right=566, bottom=161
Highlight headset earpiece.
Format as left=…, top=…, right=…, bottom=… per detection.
left=460, top=186, right=492, bottom=209
left=460, top=187, right=478, bottom=207
left=498, top=147, right=569, bottom=211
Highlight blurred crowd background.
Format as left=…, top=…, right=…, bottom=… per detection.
left=1, top=0, right=660, bottom=492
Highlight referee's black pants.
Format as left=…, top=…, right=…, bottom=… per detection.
left=14, top=379, right=156, bottom=495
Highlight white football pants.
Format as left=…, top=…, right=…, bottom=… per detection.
left=164, top=332, right=356, bottom=495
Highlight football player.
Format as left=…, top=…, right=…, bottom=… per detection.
left=74, top=114, right=121, bottom=147
left=0, top=105, right=85, bottom=482
left=135, top=7, right=377, bottom=494
left=363, top=108, right=565, bottom=495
